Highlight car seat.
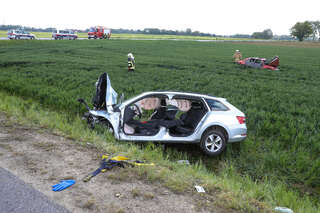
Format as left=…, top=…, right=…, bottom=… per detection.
left=171, top=101, right=206, bottom=135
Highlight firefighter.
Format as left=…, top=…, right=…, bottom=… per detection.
left=233, top=50, right=242, bottom=63
left=128, top=53, right=135, bottom=72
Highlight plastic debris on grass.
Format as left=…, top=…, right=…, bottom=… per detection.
left=274, top=207, right=294, bottom=213
left=194, top=185, right=205, bottom=193
left=52, top=180, right=76, bottom=191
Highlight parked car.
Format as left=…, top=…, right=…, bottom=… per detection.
left=78, top=73, right=247, bottom=156
left=88, top=26, right=111, bottom=39
left=8, top=30, right=36, bottom=40
left=237, top=56, right=279, bottom=70
left=52, top=30, right=78, bottom=40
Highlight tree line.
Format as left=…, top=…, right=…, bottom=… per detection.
left=1, top=22, right=320, bottom=41
left=111, top=28, right=216, bottom=37
left=0, top=25, right=56, bottom=32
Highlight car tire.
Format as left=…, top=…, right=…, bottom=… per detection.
left=94, top=36, right=97, bottom=39
left=101, top=120, right=114, bottom=136
left=200, top=129, right=226, bottom=156
left=87, top=116, right=114, bottom=135
left=15, top=36, right=19, bottom=40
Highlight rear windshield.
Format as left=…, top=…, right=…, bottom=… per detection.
left=205, top=99, right=229, bottom=111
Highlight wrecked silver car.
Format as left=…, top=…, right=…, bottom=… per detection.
left=78, top=73, right=247, bottom=156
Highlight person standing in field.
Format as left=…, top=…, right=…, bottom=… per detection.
left=233, top=50, right=242, bottom=63
left=128, top=53, right=135, bottom=72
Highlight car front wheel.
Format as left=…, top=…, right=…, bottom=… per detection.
left=200, top=129, right=226, bottom=156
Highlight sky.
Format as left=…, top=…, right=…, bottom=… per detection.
left=1, top=0, right=319, bottom=35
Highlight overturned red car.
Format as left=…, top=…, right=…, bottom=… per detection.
left=237, top=56, right=279, bottom=70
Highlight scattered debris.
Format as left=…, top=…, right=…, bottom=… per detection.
left=131, top=160, right=155, bottom=166
left=194, top=185, right=205, bottom=193
left=52, top=180, right=75, bottom=191
left=115, top=193, right=124, bottom=198
left=177, top=160, right=190, bottom=165
left=274, top=207, right=294, bottom=213
left=83, top=154, right=154, bottom=182
left=83, top=155, right=127, bottom=182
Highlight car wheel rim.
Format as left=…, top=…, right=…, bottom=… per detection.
left=205, top=134, right=222, bottom=152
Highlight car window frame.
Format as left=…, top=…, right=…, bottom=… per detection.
left=205, top=98, right=229, bottom=111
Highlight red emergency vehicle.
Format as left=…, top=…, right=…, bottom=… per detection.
left=88, top=26, right=111, bottom=39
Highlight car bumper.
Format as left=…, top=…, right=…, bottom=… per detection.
left=228, top=125, right=247, bottom=143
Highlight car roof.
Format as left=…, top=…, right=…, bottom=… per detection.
left=139, top=91, right=226, bottom=101
left=119, top=90, right=227, bottom=110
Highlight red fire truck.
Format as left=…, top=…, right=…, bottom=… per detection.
left=88, top=26, right=111, bottom=39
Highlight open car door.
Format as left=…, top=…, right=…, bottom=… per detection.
left=78, top=72, right=120, bottom=138
left=93, top=72, right=118, bottom=112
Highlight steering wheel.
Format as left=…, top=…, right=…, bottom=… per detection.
left=132, top=103, right=142, bottom=119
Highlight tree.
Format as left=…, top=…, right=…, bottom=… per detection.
left=262, top=29, right=273, bottom=39
left=290, top=21, right=313, bottom=41
left=251, top=29, right=273, bottom=39
left=310, top=21, right=320, bottom=40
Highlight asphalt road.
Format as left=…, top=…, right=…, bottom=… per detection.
left=0, top=167, right=69, bottom=213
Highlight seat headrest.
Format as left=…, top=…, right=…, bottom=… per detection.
left=166, top=99, right=191, bottom=112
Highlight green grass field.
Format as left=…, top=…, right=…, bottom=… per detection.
left=0, top=39, right=319, bottom=212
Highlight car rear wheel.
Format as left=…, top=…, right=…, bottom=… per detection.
left=200, top=129, right=226, bottom=156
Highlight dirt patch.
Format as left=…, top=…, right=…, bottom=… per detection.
left=0, top=112, right=230, bottom=213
